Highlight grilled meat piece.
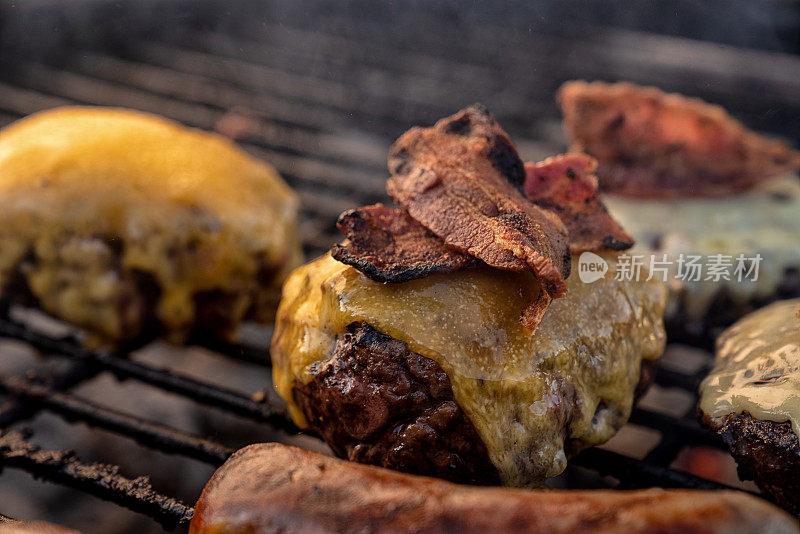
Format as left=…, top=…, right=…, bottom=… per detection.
left=274, top=106, right=666, bottom=487
left=558, top=80, right=800, bottom=198
left=387, top=105, right=570, bottom=288
left=333, top=154, right=633, bottom=287
left=700, top=298, right=800, bottom=515
left=345, top=106, right=637, bottom=332
left=561, top=81, right=800, bottom=334
left=331, top=204, right=479, bottom=284
left=0, top=107, right=302, bottom=346
left=0, top=517, right=79, bottom=533
left=272, top=252, right=666, bottom=487
left=704, top=412, right=800, bottom=517
left=386, top=105, right=570, bottom=330
left=523, top=154, right=633, bottom=252
left=294, top=321, right=657, bottom=487
left=190, top=442, right=800, bottom=534
left=294, top=321, right=500, bottom=485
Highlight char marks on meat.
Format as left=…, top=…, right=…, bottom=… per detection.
left=385, top=105, right=570, bottom=330
left=558, top=80, right=800, bottom=198
left=329, top=105, right=641, bottom=332
left=331, top=204, right=478, bottom=283
left=294, top=321, right=500, bottom=485
left=702, top=411, right=800, bottom=517
left=386, top=104, right=570, bottom=301
left=524, top=154, right=634, bottom=252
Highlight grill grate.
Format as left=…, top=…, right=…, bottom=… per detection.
left=0, top=0, right=797, bottom=530
left=0, top=429, right=193, bottom=528
left=0, top=306, right=742, bottom=531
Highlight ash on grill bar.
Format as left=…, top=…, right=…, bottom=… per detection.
left=0, top=1, right=799, bottom=533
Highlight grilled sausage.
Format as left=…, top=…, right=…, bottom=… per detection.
left=190, top=442, right=799, bottom=534
left=0, top=518, right=79, bottom=534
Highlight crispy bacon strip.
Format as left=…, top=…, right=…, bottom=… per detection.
left=558, top=81, right=800, bottom=198
left=386, top=105, right=570, bottom=331
left=331, top=204, right=478, bottom=283
left=524, top=154, right=634, bottom=252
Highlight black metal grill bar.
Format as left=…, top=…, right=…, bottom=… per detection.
left=124, top=43, right=454, bottom=132
left=2, top=63, right=388, bottom=178
left=123, top=17, right=800, bottom=154
left=0, top=361, right=98, bottom=429
left=0, top=430, right=193, bottom=529
left=0, top=310, right=107, bottom=429
left=67, top=49, right=385, bottom=138
left=0, top=112, right=18, bottom=127
left=139, top=40, right=459, bottom=120
left=294, top=187, right=367, bottom=222
left=203, top=22, right=499, bottom=85
left=165, top=31, right=502, bottom=109
left=298, top=219, right=340, bottom=256
left=0, top=374, right=234, bottom=466
left=241, top=146, right=385, bottom=197
left=191, top=335, right=271, bottom=368
left=309, top=12, right=800, bottom=102
left=0, top=318, right=300, bottom=434
left=66, top=52, right=388, bottom=171
left=243, top=13, right=800, bottom=140
left=170, top=25, right=509, bottom=100
left=641, top=436, right=685, bottom=468
left=0, top=81, right=74, bottom=114
left=105, top=45, right=406, bottom=139
left=573, top=448, right=742, bottom=492
left=628, top=408, right=724, bottom=450
left=653, top=364, right=711, bottom=392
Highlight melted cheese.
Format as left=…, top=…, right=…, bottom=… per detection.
left=699, top=298, right=800, bottom=436
left=271, top=253, right=666, bottom=487
left=0, top=107, right=301, bottom=341
left=605, top=175, right=800, bottom=318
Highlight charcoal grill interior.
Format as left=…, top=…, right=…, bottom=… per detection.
left=0, top=0, right=798, bottom=531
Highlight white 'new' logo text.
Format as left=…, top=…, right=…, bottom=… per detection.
left=578, top=251, right=608, bottom=283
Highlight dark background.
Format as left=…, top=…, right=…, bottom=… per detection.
left=2, top=0, right=800, bottom=144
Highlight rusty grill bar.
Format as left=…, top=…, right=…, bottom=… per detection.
left=0, top=305, right=740, bottom=530
left=0, top=0, right=797, bottom=530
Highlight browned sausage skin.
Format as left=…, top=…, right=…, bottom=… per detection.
left=0, top=518, right=80, bottom=534
left=190, top=442, right=799, bottom=534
